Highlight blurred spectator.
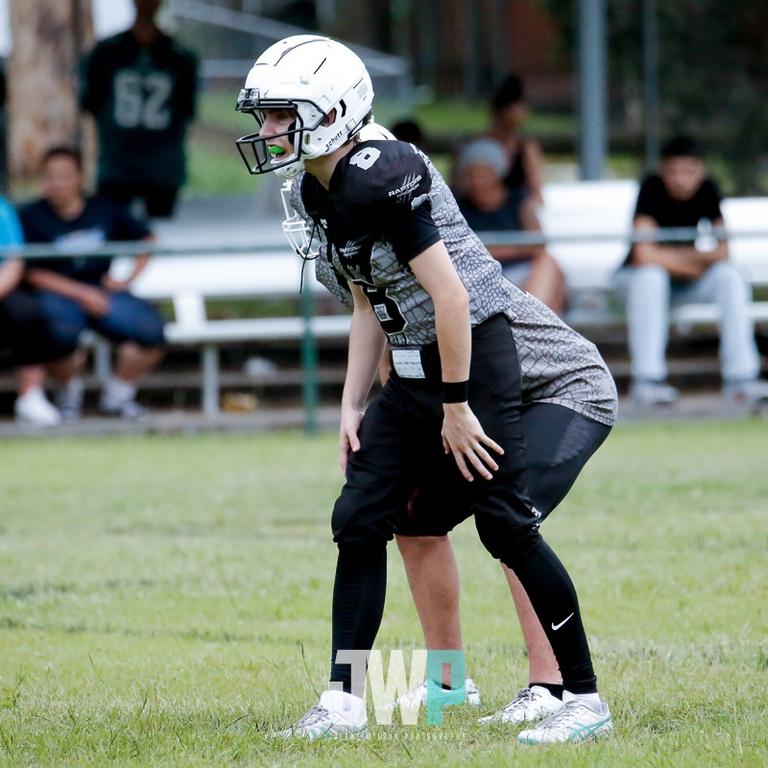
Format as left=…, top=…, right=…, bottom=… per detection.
left=455, top=138, right=567, bottom=314
left=391, top=118, right=425, bottom=149
left=615, top=136, right=768, bottom=407
left=18, top=146, right=165, bottom=421
left=80, top=0, right=198, bottom=219
left=1, top=197, right=79, bottom=427
left=485, top=74, right=544, bottom=205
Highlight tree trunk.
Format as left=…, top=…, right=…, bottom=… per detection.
left=8, top=0, right=94, bottom=192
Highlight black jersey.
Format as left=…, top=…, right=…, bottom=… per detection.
left=300, top=140, right=515, bottom=346
left=80, top=31, right=198, bottom=188
left=292, top=140, right=618, bottom=426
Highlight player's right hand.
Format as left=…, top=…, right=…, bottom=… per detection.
left=442, top=402, right=504, bottom=482
left=339, top=406, right=365, bottom=474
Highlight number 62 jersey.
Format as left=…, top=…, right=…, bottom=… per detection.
left=291, top=138, right=618, bottom=427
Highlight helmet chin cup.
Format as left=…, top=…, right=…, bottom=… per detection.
left=274, top=159, right=304, bottom=179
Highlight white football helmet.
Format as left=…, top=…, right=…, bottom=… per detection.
left=236, top=35, right=374, bottom=179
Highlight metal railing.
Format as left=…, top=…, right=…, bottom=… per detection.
left=4, top=225, right=766, bottom=261
left=6, top=224, right=768, bottom=431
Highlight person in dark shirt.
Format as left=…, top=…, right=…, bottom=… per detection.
left=19, top=146, right=165, bottom=420
left=390, top=118, right=425, bottom=149
left=483, top=74, right=545, bottom=205
left=80, top=0, right=198, bottom=218
left=615, top=136, right=768, bottom=406
left=455, top=138, right=567, bottom=313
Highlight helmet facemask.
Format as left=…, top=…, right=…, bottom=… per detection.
left=235, top=93, right=372, bottom=178
left=235, top=95, right=323, bottom=178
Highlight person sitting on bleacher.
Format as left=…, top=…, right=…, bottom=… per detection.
left=17, top=146, right=165, bottom=421
left=615, top=136, right=768, bottom=407
left=1, top=195, right=80, bottom=427
left=484, top=74, right=545, bottom=206
left=454, top=138, right=567, bottom=314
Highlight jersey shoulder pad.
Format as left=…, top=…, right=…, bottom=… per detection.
left=340, top=140, right=431, bottom=208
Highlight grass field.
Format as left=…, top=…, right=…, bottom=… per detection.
left=1, top=421, right=766, bottom=767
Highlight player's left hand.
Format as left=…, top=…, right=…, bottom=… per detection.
left=441, top=402, right=504, bottom=482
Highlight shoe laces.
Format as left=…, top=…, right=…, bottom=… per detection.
left=536, top=698, right=586, bottom=731
left=501, top=687, right=534, bottom=713
left=296, top=705, right=331, bottom=730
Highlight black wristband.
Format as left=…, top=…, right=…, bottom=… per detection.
left=442, top=380, right=470, bottom=404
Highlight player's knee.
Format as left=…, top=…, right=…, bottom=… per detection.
left=331, top=498, right=393, bottom=549
left=475, top=514, right=542, bottom=562
left=395, top=534, right=449, bottom=557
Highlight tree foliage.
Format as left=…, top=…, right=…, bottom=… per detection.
left=540, top=0, right=768, bottom=193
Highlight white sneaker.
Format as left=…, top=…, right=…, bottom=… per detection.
left=517, top=691, right=613, bottom=744
left=100, top=397, right=149, bottom=420
left=478, top=685, right=563, bottom=725
left=100, top=378, right=149, bottom=420
left=723, top=379, right=768, bottom=407
left=629, top=379, right=679, bottom=406
left=276, top=690, right=368, bottom=740
left=381, top=678, right=482, bottom=713
left=14, top=388, right=61, bottom=428
left=55, top=378, right=84, bottom=421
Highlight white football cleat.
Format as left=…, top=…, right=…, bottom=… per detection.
left=477, top=685, right=563, bottom=725
left=381, top=677, right=481, bottom=713
left=276, top=690, right=367, bottom=740
left=517, top=691, right=613, bottom=744
left=14, top=388, right=61, bottom=428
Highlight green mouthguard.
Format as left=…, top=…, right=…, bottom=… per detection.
left=268, top=146, right=286, bottom=157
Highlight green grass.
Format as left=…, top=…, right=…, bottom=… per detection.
left=0, top=421, right=766, bottom=766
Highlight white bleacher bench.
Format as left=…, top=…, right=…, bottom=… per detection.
left=539, top=180, right=768, bottom=330
left=114, top=253, right=350, bottom=415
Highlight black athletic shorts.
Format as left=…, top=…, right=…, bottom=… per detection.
left=396, top=401, right=611, bottom=537
left=332, top=314, right=537, bottom=548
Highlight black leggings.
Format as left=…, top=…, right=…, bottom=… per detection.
left=329, top=316, right=603, bottom=696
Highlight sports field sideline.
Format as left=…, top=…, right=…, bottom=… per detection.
left=0, top=421, right=766, bottom=766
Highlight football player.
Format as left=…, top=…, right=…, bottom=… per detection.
left=236, top=36, right=617, bottom=744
